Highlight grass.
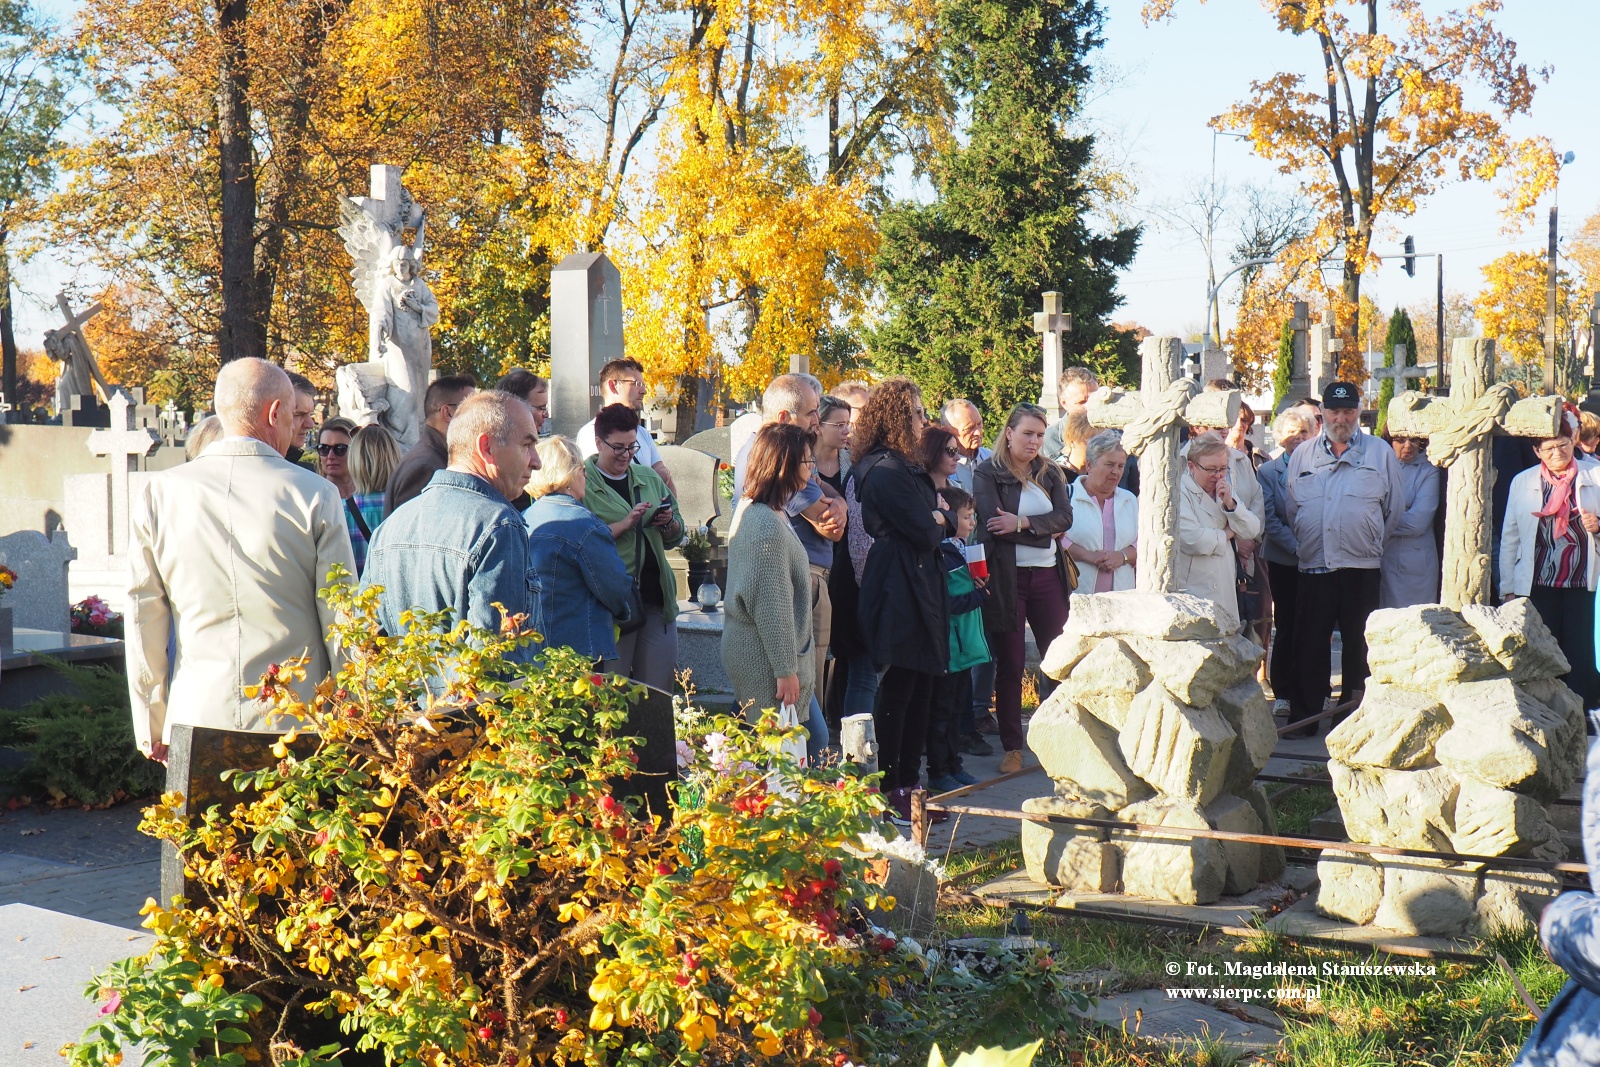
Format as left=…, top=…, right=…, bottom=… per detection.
left=933, top=825, right=1564, bottom=1065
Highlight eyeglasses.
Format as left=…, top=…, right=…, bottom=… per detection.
left=316, top=443, right=349, bottom=457
left=602, top=439, right=641, bottom=456
left=532, top=404, right=550, bottom=416
left=802, top=457, right=818, bottom=467
left=1192, top=462, right=1228, bottom=475
left=1537, top=440, right=1574, bottom=456
left=943, top=446, right=961, bottom=458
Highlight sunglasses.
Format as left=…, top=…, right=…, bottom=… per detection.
left=943, top=446, right=961, bottom=458
left=316, top=443, right=349, bottom=457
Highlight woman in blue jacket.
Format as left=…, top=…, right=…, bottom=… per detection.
left=525, top=435, right=634, bottom=662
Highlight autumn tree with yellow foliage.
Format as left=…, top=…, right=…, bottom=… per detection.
left=1146, top=0, right=1557, bottom=383
left=1475, top=249, right=1581, bottom=393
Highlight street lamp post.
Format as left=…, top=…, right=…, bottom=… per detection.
left=1202, top=256, right=1276, bottom=376
left=1547, top=150, right=1575, bottom=392
left=1203, top=130, right=1251, bottom=349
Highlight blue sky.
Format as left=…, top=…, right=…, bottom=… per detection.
left=1096, top=0, right=1600, bottom=341
left=11, top=0, right=1596, bottom=356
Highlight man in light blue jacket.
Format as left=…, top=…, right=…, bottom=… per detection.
left=363, top=391, right=543, bottom=663
left=1282, top=382, right=1405, bottom=737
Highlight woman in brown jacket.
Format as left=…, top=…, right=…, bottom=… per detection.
left=973, top=403, right=1075, bottom=772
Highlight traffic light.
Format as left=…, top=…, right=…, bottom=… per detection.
left=1403, top=236, right=1416, bottom=278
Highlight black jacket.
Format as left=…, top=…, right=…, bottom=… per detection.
left=385, top=424, right=449, bottom=519
left=856, top=447, right=949, bottom=675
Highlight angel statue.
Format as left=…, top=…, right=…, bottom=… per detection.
left=335, top=172, right=440, bottom=449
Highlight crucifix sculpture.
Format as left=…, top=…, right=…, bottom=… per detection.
left=1033, top=291, right=1073, bottom=415
left=1385, top=337, right=1562, bottom=610
left=1085, top=336, right=1240, bottom=593
left=86, top=388, right=160, bottom=559
left=45, top=293, right=110, bottom=416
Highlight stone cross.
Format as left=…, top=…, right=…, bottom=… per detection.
left=0, top=391, right=9, bottom=425
left=86, top=388, right=160, bottom=558
left=1086, top=336, right=1240, bottom=594
left=1386, top=337, right=1562, bottom=609
left=1033, top=291, right=1072, bottom=415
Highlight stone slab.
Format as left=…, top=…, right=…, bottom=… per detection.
left=0, top=903, right=156, bottom=1061
left=674, top=600, right=732, bottom=694
left=0, top=530, right=77, bottom=633
left=1081, top=988, right=1284, bottom=1054
left=1264, top=896, right=1483, bottom=960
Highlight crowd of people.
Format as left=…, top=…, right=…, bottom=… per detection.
left=126, top=357, right=1600, bottom=829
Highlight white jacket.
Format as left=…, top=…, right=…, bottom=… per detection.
left=1498, top=458, right=1600, bottom=598
left=1176, top=471, right=1262, bottom=633
left=127, top=438, right=356, bottom=753
left=1063, top=478, right=1138, bottom=591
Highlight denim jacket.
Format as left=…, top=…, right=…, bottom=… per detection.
left=361, top=469, right=541, bottom=663
left=524, top=492, right=634, bottom=660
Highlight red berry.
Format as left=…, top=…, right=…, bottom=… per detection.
left=313, top=829, right=329, bottom=846
left=267, top=663, right=280, bottom=677
left=674, top=973, right=691, bottom=987
left=414, top=870, right=426, bottom=881
left=808, top=1007, right=822, bottom=1028
left=590, top=673, right=605, bottom=686
left=321, top=886, right=335, bottom=904
left=599, top=795, right=621, bottom=815
left=656, top=862, right=674, bottom=876
left=555, top=1009, right=569, bottom=1026
left=487, top=1011, right=505, bottom=1025
left=683, top=951, right=699, bottom=971
left=836, top=1054, right=850, bottom=1067
left=823, top=859, right=843, bottom=878
left=478, top=1026, right=494, bottom=1040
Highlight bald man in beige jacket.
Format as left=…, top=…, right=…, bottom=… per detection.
left=127, top=358, right=356, bottom=761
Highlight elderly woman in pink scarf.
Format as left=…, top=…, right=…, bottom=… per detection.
left=1499, top=405, right=1600, bottom=708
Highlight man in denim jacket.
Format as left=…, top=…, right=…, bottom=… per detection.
left=363, top=391, right=542, bottom=661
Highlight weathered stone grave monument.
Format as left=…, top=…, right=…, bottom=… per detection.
left=548, top=250, right=625, bottom=439
left=1315, top=337, right=1579, bottom=937
left=334, top=164, right=439, bottom=449
left=1021, top=336, right=1281, bottom=905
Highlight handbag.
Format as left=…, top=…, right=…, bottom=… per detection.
left=1058, top=541, right=1081, bottom=593
left=614, top=490, right=649, bottom=636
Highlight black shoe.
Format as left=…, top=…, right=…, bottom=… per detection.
left=975, top=716, right=1000, bottom=737
left=959, top=733, right=994, bottom=757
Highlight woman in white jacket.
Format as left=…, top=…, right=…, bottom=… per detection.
left=1062, top=430, right=1138, bottom=591
left=1177, top=438, right=1263, bottom=633
left=1498, top=413, right=1600, bottom=708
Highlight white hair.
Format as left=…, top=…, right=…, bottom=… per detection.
left=762, top=373, right=819, bottom=421
left=941, top=398, right=981, bottom=426
left=1084, top=429, right=1125, bottom=469
left=213, top=358, right=292, bottom=437
left=1273, top=409, right=1316, bottom=440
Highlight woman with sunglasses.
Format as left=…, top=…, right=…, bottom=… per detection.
left=973, top=403, right=1075, bottom=775
left=1499, top=407, right=1600, bottom=709
left=919, top=425, right=961, bottom=492
left=317, top=418, right=357, bottom=499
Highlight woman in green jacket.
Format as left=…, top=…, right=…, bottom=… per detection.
left=583, top=404, right=685, bottom=691
left=722, top=423, right=817, bottom=724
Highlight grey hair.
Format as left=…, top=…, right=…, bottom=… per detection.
left=1084, top=428, right=1125, bottom=469
left=762, top=373, right=819, bottom=420
left=1272, top=409, right=1315, bottom=440
left=529, top=434, right=585, bottom=498
left=941, top=398, right=981, bottom=426
left=214, top=357, right=292, bottom=436
left=446, top=390, right=531, bottom=463
left=1060, top=366, right=1099, bottom=391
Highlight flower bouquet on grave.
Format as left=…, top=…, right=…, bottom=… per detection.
left=70, top=595, right=124, bottom=639
left=679, top=526, right=713, bottom=565
left=0, top=564, right=15, bottom=600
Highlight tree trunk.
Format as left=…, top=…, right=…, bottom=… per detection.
left=0, top=239, right=14, bottom=407
left=674, top=373, right=703, bottom=443
left=216, top=0, right=264, bottom=364
left=1341, top=261, right=1364, bottom=383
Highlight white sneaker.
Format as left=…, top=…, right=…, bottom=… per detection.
left=1272, top=699, right=1290, bottom=716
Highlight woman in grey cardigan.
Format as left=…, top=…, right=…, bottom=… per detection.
left=722, top=423, right=817, bottom=723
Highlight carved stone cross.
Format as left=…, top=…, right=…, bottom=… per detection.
left=46, top=292, right=110, bottom=404
left=1086, top=336, right=1240, bottom=594
left=86, top=388, right=160, bottom=558
left=1385, top=337, right=1562, bottom=609
left=1033, top=291, right=1073, bottom=415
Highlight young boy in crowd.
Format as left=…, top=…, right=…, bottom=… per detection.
left=925, top=486, right=990, bottom=795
